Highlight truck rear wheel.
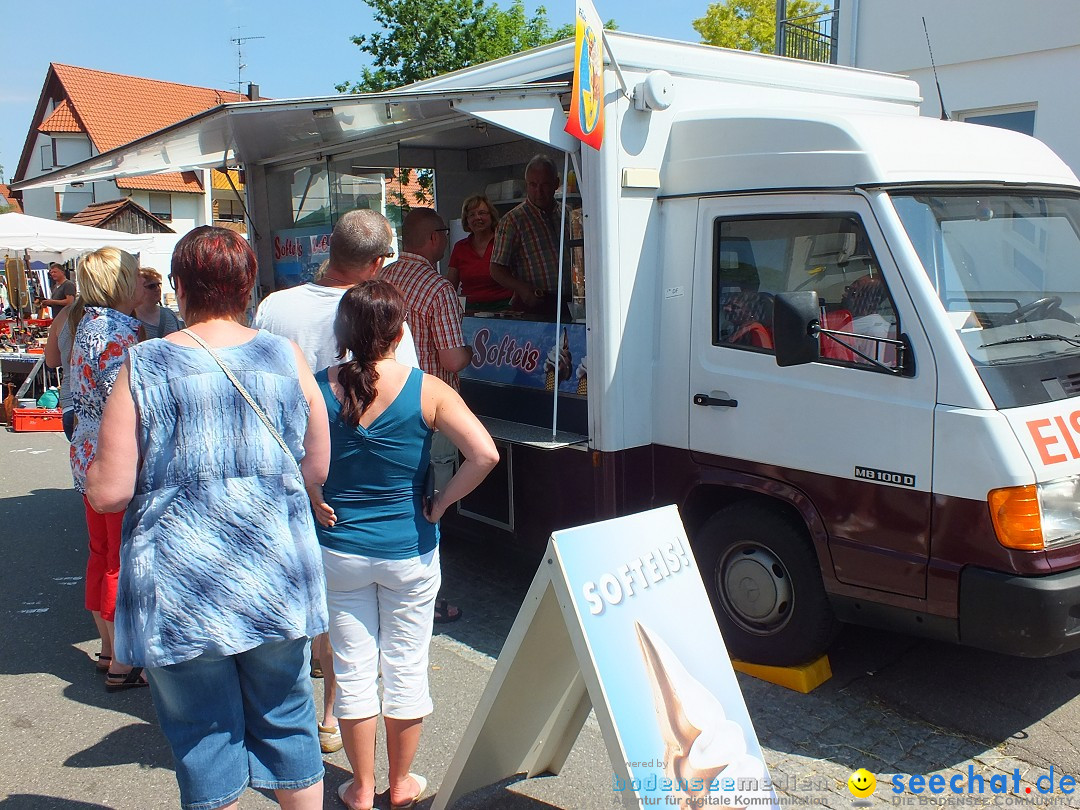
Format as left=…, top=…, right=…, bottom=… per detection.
left=697, top=502, right=837, bottom=666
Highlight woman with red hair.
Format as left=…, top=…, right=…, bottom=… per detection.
left=88, top=226, right=330, bottom=810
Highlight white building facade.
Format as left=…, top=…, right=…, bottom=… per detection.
left=835, top=0, right=1080, bottom=175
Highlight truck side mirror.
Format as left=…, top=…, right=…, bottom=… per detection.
left=774, top=292, right=821, bottom=367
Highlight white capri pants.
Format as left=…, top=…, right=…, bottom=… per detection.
left=321, top=546, right=441, bottom=720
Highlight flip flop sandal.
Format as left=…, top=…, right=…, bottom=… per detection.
left=336, top=779, right=374, bottom=810
left=389, top=773, right=427, bottom=810
left=95, top=653, right=112, bottom=672
left=433, top=598, right=462, bottom=624
left=105, top=667, right=149, bottom=692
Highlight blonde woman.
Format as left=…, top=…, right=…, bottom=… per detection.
left=447, top=194, right=511, bottom=309
left=69, top=247, right=143, bottom=688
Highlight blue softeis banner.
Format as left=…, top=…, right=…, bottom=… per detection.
left=270, top=227, right=331, bottom=289
left=552, top=506, right=780, bottom=809
left=460, top=318, right=587, bottom=395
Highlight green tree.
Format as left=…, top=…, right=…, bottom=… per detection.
left=337, top=0, right=611, bottom=93
left=693, top=0, right=827, bottom=53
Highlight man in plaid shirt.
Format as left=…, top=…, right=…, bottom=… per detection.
left=381, top=208, right=472, bottom=388
left=490, top=154, right=569, bottom=314
left=381, top=207, right=472, bottom=625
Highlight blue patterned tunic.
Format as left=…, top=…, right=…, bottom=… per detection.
left=113, top=330, right=328, bottom=669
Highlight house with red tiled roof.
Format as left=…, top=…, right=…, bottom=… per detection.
left=12, top=64, right=251, bottom=232
left=0, top=184, right=21, bottom=213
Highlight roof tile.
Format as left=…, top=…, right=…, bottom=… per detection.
left=39, top=99, right=82, bottom=133
left=51, top=64, right=247, bottom=153
left=116, top=171, right=204, bottom=193
left=0, top=184, right=22, bottom=213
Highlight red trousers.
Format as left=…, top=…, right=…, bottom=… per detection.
left=83, top=495, right=124, bottom=622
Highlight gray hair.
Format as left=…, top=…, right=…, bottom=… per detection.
left=329, top=209, right=392, bottom=271
left=526, top=153, right=559, bottom=181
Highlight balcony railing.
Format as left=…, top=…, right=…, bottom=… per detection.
left=777, top=3, right=839, bottom=64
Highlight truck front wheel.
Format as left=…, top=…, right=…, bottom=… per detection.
left=697, top=503, right=837, bottom=666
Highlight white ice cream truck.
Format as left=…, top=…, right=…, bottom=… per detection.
left=25, top=32, right=1080, bottom=665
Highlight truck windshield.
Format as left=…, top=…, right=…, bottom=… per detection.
left=891, top=190, right=1080, bottom=367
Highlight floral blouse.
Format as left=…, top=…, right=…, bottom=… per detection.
left=70, top=306, right=140, bottom=495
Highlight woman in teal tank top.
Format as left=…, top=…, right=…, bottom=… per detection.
left=307, top=280, right=498, bottom=810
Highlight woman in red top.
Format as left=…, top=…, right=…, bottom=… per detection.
left=448, top=195, right=512, bottom=310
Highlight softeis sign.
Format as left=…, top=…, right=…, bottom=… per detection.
left=434, top=506, right=779, bottom=810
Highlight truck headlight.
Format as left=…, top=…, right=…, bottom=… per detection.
left=989, top=477, right=1080, bottom=550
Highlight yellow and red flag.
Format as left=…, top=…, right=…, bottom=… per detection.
left=564, top=0, right=605, bottom=150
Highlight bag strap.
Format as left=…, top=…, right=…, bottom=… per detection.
left=181, top=329, right=301, bottom=476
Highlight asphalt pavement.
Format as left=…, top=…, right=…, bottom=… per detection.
left=4, top=424, right=1080, bottom=810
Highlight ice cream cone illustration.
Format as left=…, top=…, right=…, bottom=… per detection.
left=544, top=329, right=573, bottom=392
left=575, top=355, right=588, bottom=395
left=636, top=622, right=770, bottom=809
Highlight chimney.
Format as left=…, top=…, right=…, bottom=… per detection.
left=247, top=83, right=260, bottom=101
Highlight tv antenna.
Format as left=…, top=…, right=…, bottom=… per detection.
left=231, top=29, right=265, bottom=95
left=922, top=17, right=950, bottom=121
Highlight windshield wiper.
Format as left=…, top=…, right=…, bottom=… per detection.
left=980, top=333, right=1080, bottom=349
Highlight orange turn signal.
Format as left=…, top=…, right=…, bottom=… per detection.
left=988, top=485, right=1043, bottom=550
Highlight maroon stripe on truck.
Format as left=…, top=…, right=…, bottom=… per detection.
left=649, top=445, right=1080, bottom=617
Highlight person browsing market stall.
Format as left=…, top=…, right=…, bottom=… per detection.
left=381, top=208, right=471, bottom=627
left=68, top=248, right=141, bottom=689
left=253, top=210, right=417, bottom=373
left=306, top=279, right=498, bottom=810
left=38, top=262, right=76, bottom=317
left=87, top=226, right=330, bottom=810
left=133, top=267, right=182, bottom=339
left=253, top=208, right=419, bottom=756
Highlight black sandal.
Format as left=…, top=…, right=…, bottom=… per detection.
left=105, top=667, right=148, bottom=692
left=433, top=598, right=462, bottom=624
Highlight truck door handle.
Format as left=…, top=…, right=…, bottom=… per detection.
left=693, top=393, right=738, bottom=408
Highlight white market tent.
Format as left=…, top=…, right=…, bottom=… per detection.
left=0, top=212, right=153, bottom=262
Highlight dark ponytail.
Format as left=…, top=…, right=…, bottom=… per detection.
left=334, top=280, right=407, bottom=427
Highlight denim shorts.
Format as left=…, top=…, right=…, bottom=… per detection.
left=147, top=637, right=324, bottom=810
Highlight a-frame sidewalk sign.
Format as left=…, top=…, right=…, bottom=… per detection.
left=432, top=505, right=780, bottom=810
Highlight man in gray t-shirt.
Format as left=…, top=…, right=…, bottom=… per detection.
left=40, top=263, right=76, bottom=317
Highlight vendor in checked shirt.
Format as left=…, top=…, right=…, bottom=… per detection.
left=489, top=154, right=571, bottom=316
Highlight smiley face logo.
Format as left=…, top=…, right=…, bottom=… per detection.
left=848, top=769, right=877, bottom=798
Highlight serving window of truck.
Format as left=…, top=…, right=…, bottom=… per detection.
left=240, top=85, right=597, bottom=544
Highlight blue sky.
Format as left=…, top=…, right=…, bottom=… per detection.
left=0, top=0, right=707, bottom=183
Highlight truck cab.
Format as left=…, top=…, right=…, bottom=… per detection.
left=657, top=112, right=1080, bottom=663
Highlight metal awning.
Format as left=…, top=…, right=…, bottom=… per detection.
left=14, top=82, right=577, bottom=190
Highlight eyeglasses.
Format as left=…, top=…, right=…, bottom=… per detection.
left=167, top=272, right=176, bottom=287
left=144, top=282, right=162, bottom=289
left=434, top=227, right=450, bottom=233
